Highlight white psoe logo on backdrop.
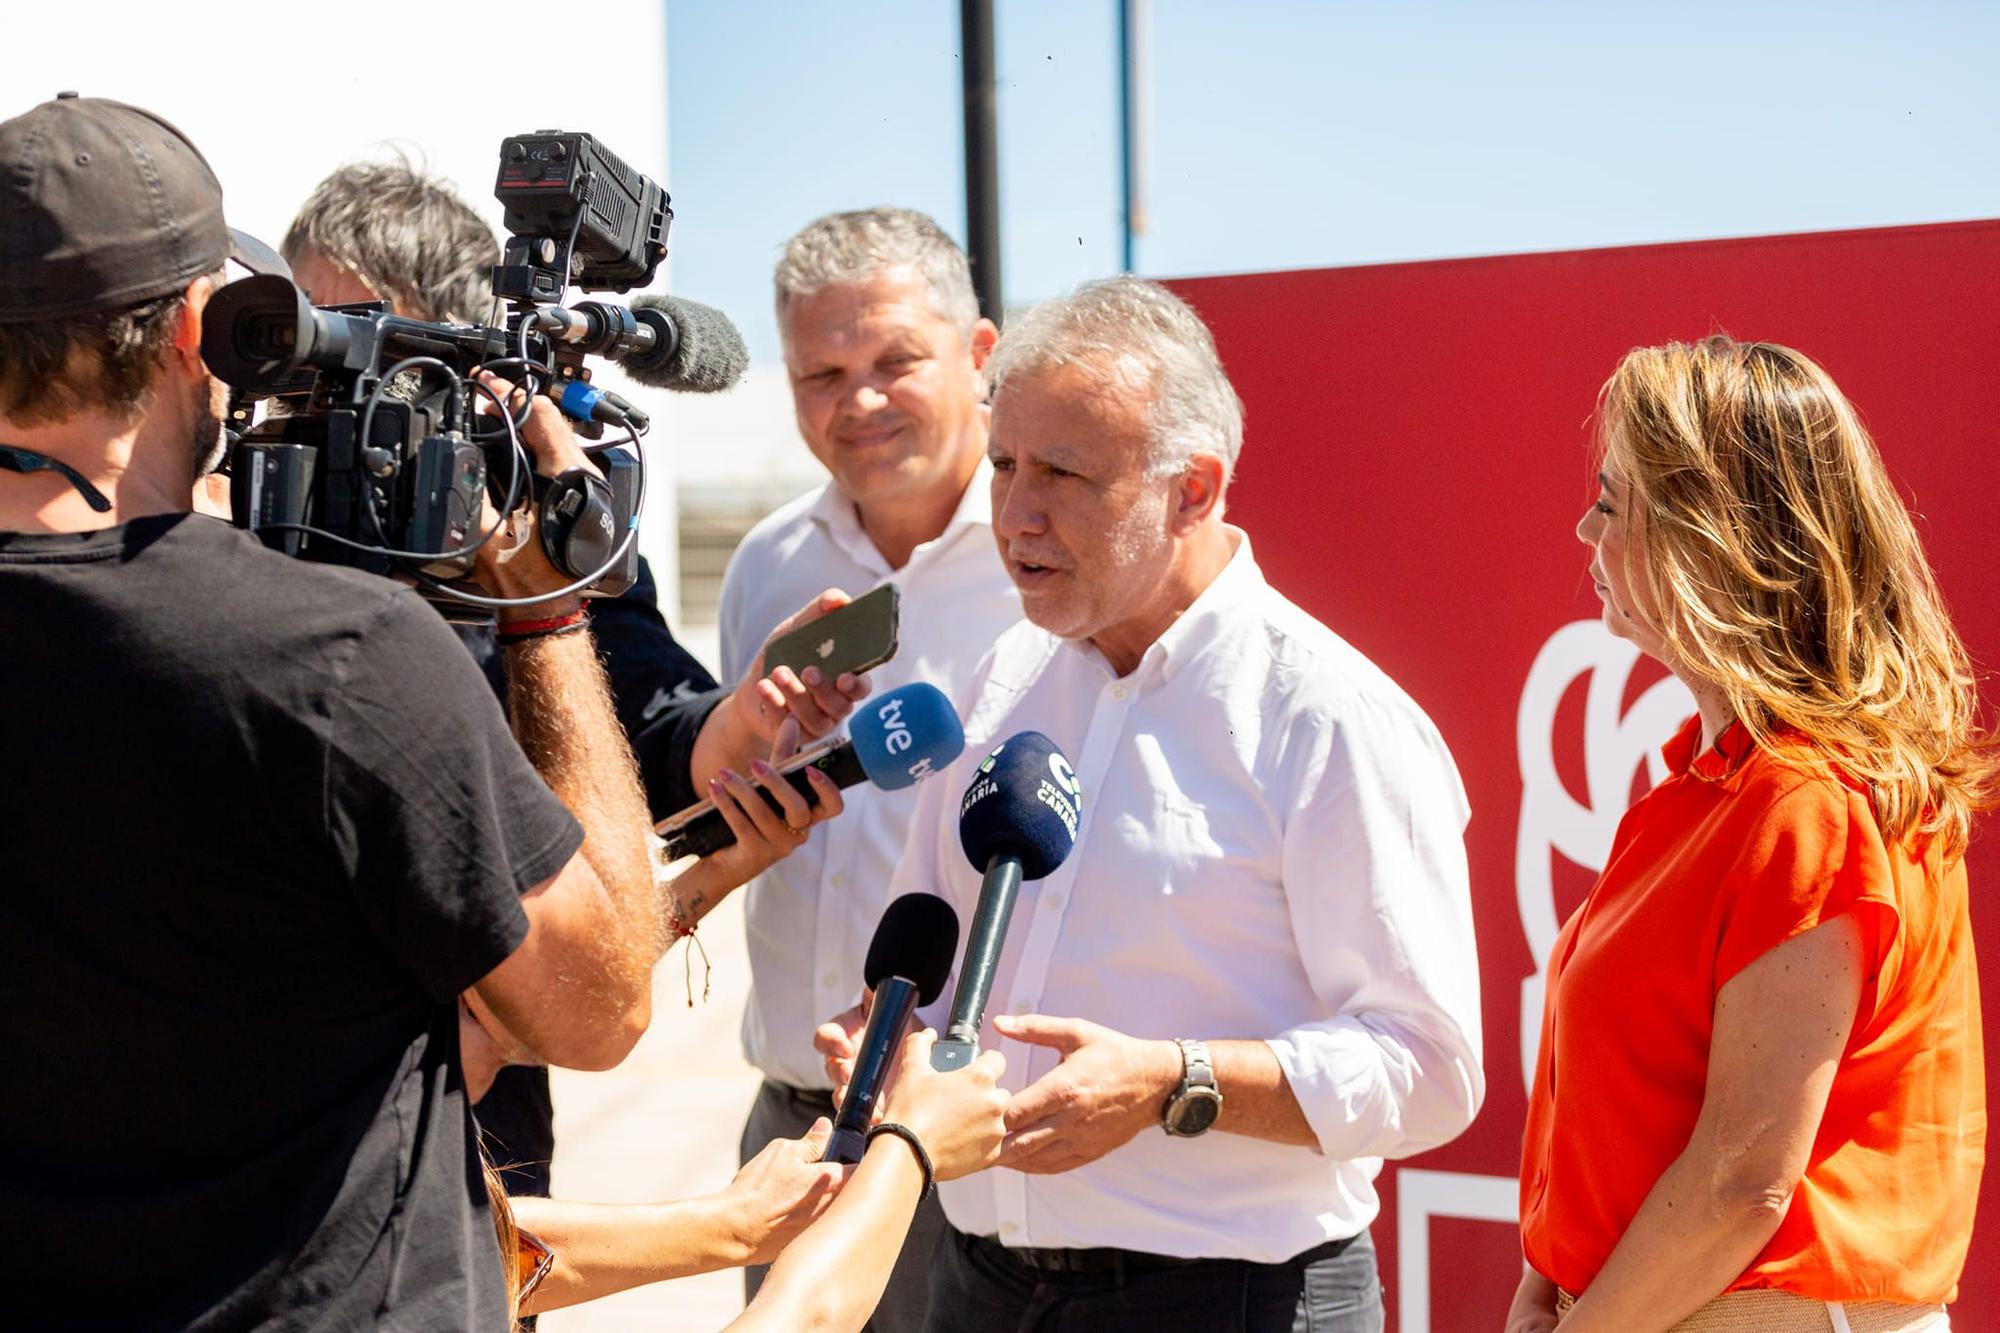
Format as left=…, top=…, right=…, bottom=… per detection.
left=1514, top=620, right=1693, bottom=1093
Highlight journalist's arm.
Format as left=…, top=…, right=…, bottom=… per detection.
left=462, top=387, right=659, bottom=1070
left=727, top=1030, right=1008, bottom=1333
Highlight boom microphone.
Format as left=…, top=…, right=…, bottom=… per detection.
left=532, top=294, right=747, bottom=394
left=823, top=893, right=961, bottom=1164
left=930, top=732, right=1083, bottom=1072
left=623, top=294, right=748, bottom=393
left=655, top=681, right=964, bottom=860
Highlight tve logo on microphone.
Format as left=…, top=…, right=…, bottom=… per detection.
left=851, top=683, right=964, bottom=787
left=877, top=694, right=919, bottom=766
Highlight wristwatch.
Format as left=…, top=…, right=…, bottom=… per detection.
left=1161, top=1038, right=1223, bottom=1137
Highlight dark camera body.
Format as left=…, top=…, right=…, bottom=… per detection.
left=200, top=129, right=673, bottom=603
left=230, top=382, right=481, bottom=578
left=495, top=131, right=671, bottom=298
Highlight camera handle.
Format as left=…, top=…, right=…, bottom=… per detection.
left=492, top=170, right=597, bottom=307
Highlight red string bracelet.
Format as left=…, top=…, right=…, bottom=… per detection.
left=497, top=606, right=588, bottom=646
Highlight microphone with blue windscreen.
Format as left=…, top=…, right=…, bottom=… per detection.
left=930, top=732, right=1083, bottom=1072
left=822, top=892, right=962, bottom=1164
left=657, top=681, right=963, bottom=860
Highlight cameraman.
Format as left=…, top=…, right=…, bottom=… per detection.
left=0, top=94, right=660, bottom=1328
left=277, top=155, right=734, bottom=1199
left=279, top=156, right=723, bottom=763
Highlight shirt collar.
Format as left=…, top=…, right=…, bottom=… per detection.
left=1060, top=527, right=1259, bottom=686
left=808, top=458, right=994, bottom=575
left=1662, top=713, right=1757, bottom=782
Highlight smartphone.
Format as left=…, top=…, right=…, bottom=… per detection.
left=762, top=582, right=901, bottom=681
left=653, top=731, right=845, bottom=848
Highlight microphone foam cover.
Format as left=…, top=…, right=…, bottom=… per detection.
left=849, top=682, right=965, bottom=791
left=958, top=731, right=1082, bottom=881
left=630, top=294, right=748, bottom=393
left=863, top=892, right=961, bottom=1005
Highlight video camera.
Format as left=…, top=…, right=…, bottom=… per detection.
left=199, top=131, right=682, bottom=604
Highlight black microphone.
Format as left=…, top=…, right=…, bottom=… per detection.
left=653, top=682, right=964, bottom=860
left=622, top=294, right=748, bottom=393
left=823, top=893, right=961, bottom=1164
left=930, top=732, right=1083, bottom=1072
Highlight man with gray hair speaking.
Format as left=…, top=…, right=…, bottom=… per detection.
left=824, top=276, right=1484, bottom=1330
left=720, top=207, right=1022, bottom=1328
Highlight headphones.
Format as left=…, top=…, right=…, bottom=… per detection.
left=535, top=466, right=619, bottom=580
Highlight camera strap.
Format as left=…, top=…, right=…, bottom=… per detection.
left=0, top=443, right=113, bottom=513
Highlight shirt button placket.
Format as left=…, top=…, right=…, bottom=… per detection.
left=812, top=826, right=854, bottom=1044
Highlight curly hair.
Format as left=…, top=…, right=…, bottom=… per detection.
left=282, top=154, right=497, bottom=323
left=1598, top=334, right=1998, bottom=856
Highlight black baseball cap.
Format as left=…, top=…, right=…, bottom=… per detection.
left=0, top=92, right=287, bottom=324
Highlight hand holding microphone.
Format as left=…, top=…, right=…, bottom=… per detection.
left=878, top=1027, right=1009, bottom=1182
left=683, top=719, right=846, bottom=889
left=815, top=732, right=1085, bottom=1084
left=931, top=732, right=1084, bottom=1072
left=821, top=893, right=962, bottom=1164
left=658, top=682, right=964, bottom=861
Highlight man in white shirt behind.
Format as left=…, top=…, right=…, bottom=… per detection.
left=719, top=207, right=1022, bottom=1329
left=823, top=276, right=1484, bottom=1331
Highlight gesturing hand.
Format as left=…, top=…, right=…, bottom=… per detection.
left=992, top=1014, right=1180, bottom=1175
left=724, top=1117, right=849, bottom=1266
left=813, top=996, right=870, bottom=1105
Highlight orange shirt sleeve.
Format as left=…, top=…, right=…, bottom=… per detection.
left=1714, top=770, right=1902, bottom=994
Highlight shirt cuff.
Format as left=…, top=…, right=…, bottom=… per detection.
left=1266, top=1012, right=1482, bottom=1162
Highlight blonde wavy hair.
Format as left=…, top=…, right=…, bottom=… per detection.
left=1598, top=334, right=1998, bottom=858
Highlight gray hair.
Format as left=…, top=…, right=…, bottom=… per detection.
left=986, top=275, right=1244, bottom=478
left=282, top=154, right=498, bottom=324
left=774, top=207, right=980, bottom=335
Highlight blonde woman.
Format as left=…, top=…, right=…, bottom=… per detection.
left=1509, top=336, right=1993, bottom=1332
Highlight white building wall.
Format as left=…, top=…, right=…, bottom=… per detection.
left=6, top=2, right=684, bottom=617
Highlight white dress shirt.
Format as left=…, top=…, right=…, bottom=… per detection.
left=719, top=461, right=1022, bottom=1089
left=890, top=532, right=1484, bottom=1261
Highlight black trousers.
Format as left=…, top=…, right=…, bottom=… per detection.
left=924, top=1224, right=1384, bottom=1333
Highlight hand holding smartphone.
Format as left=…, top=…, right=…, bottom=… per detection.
left=762, top=583, right=900, bottom=681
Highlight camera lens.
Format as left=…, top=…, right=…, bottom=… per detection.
left=238, top=314, right=298, bottom=361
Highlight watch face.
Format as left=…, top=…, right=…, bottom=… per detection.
left=1166, top=1089, right=1222, bottom=1136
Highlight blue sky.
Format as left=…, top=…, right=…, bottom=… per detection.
left=666, top=1, right=2000, bottom=363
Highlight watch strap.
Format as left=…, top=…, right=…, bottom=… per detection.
left=1175, top=1037, right=1216, bottom=1094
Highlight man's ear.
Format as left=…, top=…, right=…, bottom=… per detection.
left=968, top=317, right=1000, bottom=371
left=170, top=272, right=221, bottom=370
left=1171, top=452, right=1228, bottom=533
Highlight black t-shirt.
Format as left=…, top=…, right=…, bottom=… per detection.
left=0, top=513, right=581, bottom=1330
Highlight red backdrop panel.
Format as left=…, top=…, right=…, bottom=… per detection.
left=1171, top=218, right=2000, bottom=1331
